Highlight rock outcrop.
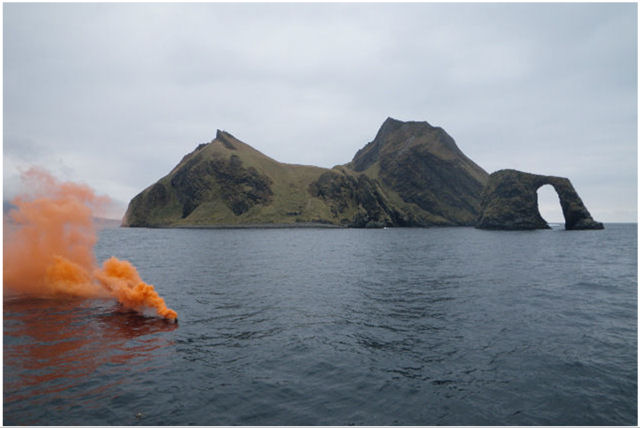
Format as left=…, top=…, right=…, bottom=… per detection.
left=123, top=130, right=327, bottom=227
left=122, top=119, right=603, bottom=230
left=122, top=118, right=489, bottom=228
left=348, top=117, right=489, bottom=225
left=476, top=169, right=604, bottom=230
left=308, top=169, right=414, bottom=228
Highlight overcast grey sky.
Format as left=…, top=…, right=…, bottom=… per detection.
left=3, top=2, right=637, bottom=221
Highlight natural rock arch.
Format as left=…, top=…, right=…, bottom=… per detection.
left=476, top=169, right=604, bottom=230
left=537, top=184, right=563, bottom=223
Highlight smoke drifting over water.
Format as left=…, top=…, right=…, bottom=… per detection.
left=3, top=168, right=177, bottom=320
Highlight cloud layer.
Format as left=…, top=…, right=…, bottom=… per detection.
left=4, top=3, right=637, bottom=221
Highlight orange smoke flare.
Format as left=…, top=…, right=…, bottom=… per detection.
left=95, top=257, right=178, bottom=320
left=3, top=168, right=177, bottom=321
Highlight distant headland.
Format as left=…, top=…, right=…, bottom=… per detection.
left=122, top=118, right=602, bottom=230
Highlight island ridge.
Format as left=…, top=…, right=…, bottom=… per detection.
left=122, top=118, right=603, bottom=230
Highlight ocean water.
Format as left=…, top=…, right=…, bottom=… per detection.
left=4, top=224, right=637, bottom=425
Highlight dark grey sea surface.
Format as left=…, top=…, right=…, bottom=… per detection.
left=4, top=224, right=637, bottom=425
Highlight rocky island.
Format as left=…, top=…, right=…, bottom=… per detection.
left=122, top=118, right=603, bottom=230
left=476, top=169, right=604, bottom=230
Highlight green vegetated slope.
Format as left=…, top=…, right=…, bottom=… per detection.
left=122, top=118, right=489, bottom=228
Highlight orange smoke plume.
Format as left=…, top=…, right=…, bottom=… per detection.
left=95, top=257, right=177, bottom=320
left=4, top=168, right=177, bottom=321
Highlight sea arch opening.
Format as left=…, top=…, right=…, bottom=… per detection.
left=536, top=184, right=564, bottom=226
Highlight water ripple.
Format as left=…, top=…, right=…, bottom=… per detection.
left=4, top=225, right=637, bottom=425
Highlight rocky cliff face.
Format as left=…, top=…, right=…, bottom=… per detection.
left=123, top=119, right=602, bottom=230
left=348, top=117, right=489, bottom=225
left=476, top=169, right=604, bottom=230
left=308, top=170, right=412, bottom=228
left=123, top=130, right=327, bottom=227
left=122, top=119, right=489, bottom=228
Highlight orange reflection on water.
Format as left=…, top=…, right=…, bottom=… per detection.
left=4, top=296, right=177, bottom=416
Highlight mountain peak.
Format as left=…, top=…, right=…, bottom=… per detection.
left=379, top=117, right=435, bottom=133
left=215, top=129, right=237, bottom=150
left=124, top=118, right=489, bottom=228
left=373, top=117, right=402, bottom=142
left=352, top=117, right=442, bottom=172
left=216, top=129, right=233, bottom=139
left=374, top=117, right=442, bottom=145
left=381, top=116, right=403, bottom=127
